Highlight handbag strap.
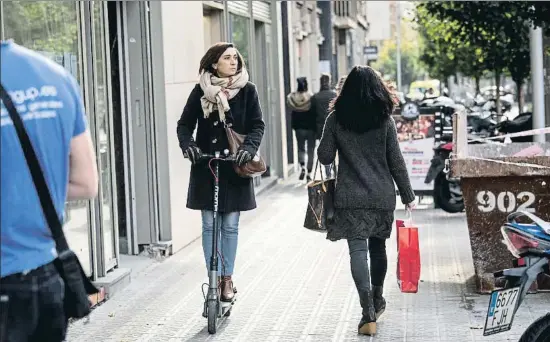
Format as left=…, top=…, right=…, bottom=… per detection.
left=0, top=83, right=69, bottom=253
left=312, top=159, right=323, bottom=181
left=312, top=159, right=336, bottom=181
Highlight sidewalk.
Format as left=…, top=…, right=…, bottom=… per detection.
left=67, top=181, right=550, bottom=342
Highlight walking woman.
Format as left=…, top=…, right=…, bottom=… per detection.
left=177, top=42, right=265, bottom=302
left=287, top=77, right=316, bottom=181
left=317, top=66, right=415, bottom=336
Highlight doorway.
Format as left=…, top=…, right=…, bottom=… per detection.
left=107, top=1, right=160, bottom=255
left=254, top=20, right=276, bottom=177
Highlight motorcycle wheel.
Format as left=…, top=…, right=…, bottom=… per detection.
left=519, top=313, right=550, bottom=342
left=434, top=173, right=465, bottom=213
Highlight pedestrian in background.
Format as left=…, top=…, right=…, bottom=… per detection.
left=336, top=76, right=347, bottom=93
left=1, top=40, right=99, bottom=341
left=287, top=77, right=316, bottom=181
left=317, top=66, right=415, bottom=336
left=177, top=42, right=265, bottom=303
left=312, top=73, right=337, bottom=178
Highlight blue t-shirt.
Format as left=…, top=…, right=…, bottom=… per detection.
left=1, top=41, right=87, bottom=277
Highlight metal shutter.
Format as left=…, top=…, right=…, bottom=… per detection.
left=228, top=1, right=249, bottom=17
left=252, top=1, right=271, bottom=22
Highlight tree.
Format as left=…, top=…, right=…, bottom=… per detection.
left=416, top=1, right=534, bottom=114
left=371, top=20, right=427, bottom=92
left=415, top=3, right=487, bottom=93
left=513, top=2, right=550, bottom=36
left=3, top=1, right=78, bottom=54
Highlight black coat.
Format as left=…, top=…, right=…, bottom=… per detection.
left=177, top=82, right=265, bottom=213
left=312, top=88, right=337, bottom=139
left=291, top=107, right=317, bottom=132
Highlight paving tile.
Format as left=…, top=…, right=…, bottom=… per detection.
left=67, top=181, right=550, bottom=342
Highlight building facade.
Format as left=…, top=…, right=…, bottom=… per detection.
left=0, top=0, right=374, bottom=295
left=0, top=1, right=288, bottom=292
left=281, top=1, right=370, bottom=165
left=331, top=1, right=370, bottom=80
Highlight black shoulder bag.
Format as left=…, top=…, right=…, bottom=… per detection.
left=0, top=83, right=99, bottom=319
left=303, top=160, right=336, bottom=232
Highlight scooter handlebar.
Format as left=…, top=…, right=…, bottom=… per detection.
left=199, top=153, right=236, bottom=162
left=183, top=150, right=236, bottom=162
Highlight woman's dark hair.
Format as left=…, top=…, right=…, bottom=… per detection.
left=329, top=66, right=395, bottom=133
left=297, top=77, right=308, bottom=92
left=199, top=42, right=246, bottom=75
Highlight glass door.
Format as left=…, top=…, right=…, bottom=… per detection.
left=89, top=1, right=118, bottom=275
left=254, top=21, right=273, bottom=175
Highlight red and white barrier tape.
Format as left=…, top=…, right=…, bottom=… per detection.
left=467, top=127, right=550, bottom=143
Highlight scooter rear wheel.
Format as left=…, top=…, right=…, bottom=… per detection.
left=519, top=313, right=550, bottom=342
left=207, top=300, right=218, bottom=334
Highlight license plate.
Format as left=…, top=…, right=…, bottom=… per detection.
left=483, top=287, right=520, bottom=336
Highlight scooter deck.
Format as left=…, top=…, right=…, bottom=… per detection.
left=219, top=294, right=237, bottom=318
left=220, top=295, right=237, bottom=307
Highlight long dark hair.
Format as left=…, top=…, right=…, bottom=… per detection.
left=199, top=42, right=246, bottom=75
left=329, top=66, right=395, bottom=133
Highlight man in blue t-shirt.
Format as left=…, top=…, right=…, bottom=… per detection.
left=1, top=40, right=98, bottom=341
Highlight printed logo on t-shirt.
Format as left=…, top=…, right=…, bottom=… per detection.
left=1, top=85, right=62, bottom=126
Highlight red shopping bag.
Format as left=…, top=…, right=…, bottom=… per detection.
left=396, top=213, right=421, bottom=293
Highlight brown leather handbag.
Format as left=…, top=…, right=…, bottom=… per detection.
left=225, top=125, right=267, bottom=178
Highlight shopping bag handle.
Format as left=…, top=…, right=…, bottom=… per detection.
left=406, top=208, right=413, bottom=226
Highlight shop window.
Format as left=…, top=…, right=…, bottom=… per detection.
left=230, top=14, right=250, bottom=67
left=91, top=2, right=117, bottom=272
left=2, top=1, right=81, bottom=80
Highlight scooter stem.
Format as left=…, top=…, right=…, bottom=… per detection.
left=209, top=158, right=221, bottom=294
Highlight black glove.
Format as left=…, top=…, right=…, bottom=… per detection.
left=235, top=149, right=252, bottom=166
left=184, top=146, right=202, bottom=164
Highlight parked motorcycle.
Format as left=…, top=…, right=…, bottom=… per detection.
left=483, top=211, right=550, bottom=341
left=426, top=112, right=533, bottom=213
left=424, top=142, right=464, bottom=213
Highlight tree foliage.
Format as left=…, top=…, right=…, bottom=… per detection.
left=3, top=1, right=79, bottom=54
left=415, top=1, right=541, bottom=110
left=371, top=21, right=427, bottom=91
left=415, top=4, right=486, bottom=85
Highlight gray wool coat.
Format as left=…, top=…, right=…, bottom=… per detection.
left=317, top=114, right=415, bottom=210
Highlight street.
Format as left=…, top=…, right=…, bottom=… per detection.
left=67, top=180, right=550, bottom=342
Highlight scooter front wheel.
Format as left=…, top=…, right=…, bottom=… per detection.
left=207, top=300, right=218, bottom=334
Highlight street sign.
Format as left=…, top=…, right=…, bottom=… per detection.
left=364, top=46, right=378, bottom=61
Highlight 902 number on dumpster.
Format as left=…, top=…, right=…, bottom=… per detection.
left=483, top=287, right=520, bottom=336
left=476, top=191, right=536, bottom=214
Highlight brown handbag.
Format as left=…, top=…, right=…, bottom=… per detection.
left=225, top=125, right=267, bottom=178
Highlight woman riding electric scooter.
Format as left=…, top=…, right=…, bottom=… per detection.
left=176, top=42, right=265, bottom=324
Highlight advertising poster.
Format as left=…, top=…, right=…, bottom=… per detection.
left=393, top=114, right=436, bottom=192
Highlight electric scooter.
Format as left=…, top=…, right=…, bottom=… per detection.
left=483, top=211, right=550, bottom=341
left=186, top=149, right=237, bottom=334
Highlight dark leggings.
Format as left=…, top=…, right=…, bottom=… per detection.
left=347, top=237, right=388, bottom=287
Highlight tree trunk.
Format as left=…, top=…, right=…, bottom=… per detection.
left=495, top=70, right=502, bottom=116
left=514, top=79, right=524, bottom=113
left=475, top=75, right=481, bottom=95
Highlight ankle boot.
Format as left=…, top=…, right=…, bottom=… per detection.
left=221, top=276, right=235, bottom=302
left=299, top=166, right=306, bottom=180
left=357, top=289, right=377, bottom=335
left=373, top=286, right=386, bottom=319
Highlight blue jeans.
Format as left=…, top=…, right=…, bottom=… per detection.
left=0, top=262, right=67, bottom=342
left=201, top=211, right=240, bottom=276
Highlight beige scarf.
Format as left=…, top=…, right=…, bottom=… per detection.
left=286, top=91, right=312, bottom=112
left=199, top=69, right=249, bottom=123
